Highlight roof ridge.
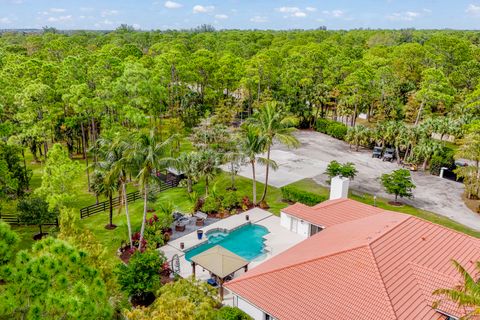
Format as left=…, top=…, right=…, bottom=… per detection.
left=367, top=243, right=399, bottom=319
left=312, top=197, right=349, bottom=209
left=227, top=244, right=370, bottom=286
left=369, top=214, right=415, bottom=246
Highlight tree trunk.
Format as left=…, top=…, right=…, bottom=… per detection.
left=39, top=224, right=43, bottom=235
left=109, top=194, right=113, bottom=226
left=205, top=176, right=209, bottom=196
left=230, top=162, right=236, bottom=190
left=414, top=102, right=424, bottom=126
left=251, top=160, right=257, bottom=204
left=260, top=146, right=271, bottom=203
left=123, top=182, right=133, bottom=247
left=187, top=177, right=193, bottom=193
left=422, top=159, right=428, bottom=171
left=81, top=122, right=91, bottom=192
left=22, top=148, right=28, bottom=189
left=138, top=184, right=148, bottom=251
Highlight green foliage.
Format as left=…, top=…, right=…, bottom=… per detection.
left=202, top=195, right=220, bottom=213
left=0, top=220, right=18, bottom=265
left=215, top=306, right=253, bottom=320
left=429, top=146, right=455, bottom=175
left=221, top=191, right=239, bottom=210
left=280, top=185, right=327, bottom=206
left=325, top=160, right=358, bottom=180
left=35, top=143, right=82, bottom=209
left=124, top=277, right=220, bottom=320
left=316, top=118, right=348, bottom=140
left=0, top=238, right=113, bottom=319
left=17, top=195, right=59, bottom=234
left=116, top=250, right=166, bottom=299
left=0, top=142, right=31, bottom=198
left=381, top=169, right=416, bottom=202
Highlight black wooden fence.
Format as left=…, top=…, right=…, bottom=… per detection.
left=0, top=212, right=59, bottom=227
left=79, top=180, right=177, bottom=219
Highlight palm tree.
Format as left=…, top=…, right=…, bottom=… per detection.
left=240, top=125, right=271, bottom=204
left=413, top=139, right=443, bottom=170
left=174, top=152, right=199, bottom=194
left=129, top=129, right=175, bottom=251
left=249, top=101, right=300, bottom=203
left=433, top=260, right=480, bottom=319
left=106, top=135, right=134, bottom=247
left=345, top=125, right=371, bottom=151
left=196, top=149, right=221, bottom=197
left=91, top=166, right=118, bottom=229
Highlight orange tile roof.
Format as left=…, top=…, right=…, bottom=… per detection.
left=226, top=199, right=480, bottom=320
left=282, top=198, right=385, bottom=227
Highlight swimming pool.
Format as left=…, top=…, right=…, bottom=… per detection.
left=184, top=224, right=269, bottom=262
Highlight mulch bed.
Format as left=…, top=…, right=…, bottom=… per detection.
left=33, top=233, right=48, bottom=241
left=388, top=201, right=404, bottom=207
left=105, top=224, right=117, bottom=230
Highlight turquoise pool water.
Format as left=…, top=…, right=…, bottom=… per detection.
left=184, top=224, right=269, bottom=262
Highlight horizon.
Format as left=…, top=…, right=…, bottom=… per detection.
left=2, top=0, right=480, bottom=31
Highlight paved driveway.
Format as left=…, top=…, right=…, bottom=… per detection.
left=235, top=130, right=480, bottom=231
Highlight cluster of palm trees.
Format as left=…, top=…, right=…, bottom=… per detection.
left=345, top=117, right=464, bottom=170
left=88, top=101, right=299, bottom=251
left=91, top=129, right=176, bottom=251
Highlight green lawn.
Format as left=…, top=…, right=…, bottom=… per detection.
left=8, top=148, right=480, bottom=260
left=287, top=178, right=480, bottom=238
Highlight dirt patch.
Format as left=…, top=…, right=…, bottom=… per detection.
left=388, top=201, right=404, bottom=207
left=463, top=194, right=480, bottom=214
left=105, top=224, right=117, bottom=230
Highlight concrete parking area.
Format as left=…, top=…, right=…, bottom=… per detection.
left=235, top=130, right=480, bottom=231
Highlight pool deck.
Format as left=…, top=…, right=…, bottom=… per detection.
left=159, top=208, right=304, bottom=289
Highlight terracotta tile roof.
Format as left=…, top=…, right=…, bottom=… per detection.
left=282, top=198, right=385, bottom=227
left=226, top=199, right=480, bottom=320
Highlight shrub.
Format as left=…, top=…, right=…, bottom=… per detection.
left=315, top=118, right=330, bottom=133
left=280, top=186, right=327, bottom=206
left=430, top=147, right=455, bottom=175
left=315, top=118, right=348, bottom=140
left=326, top=122, right=348, bottom=140
left=215, top=306, right=253, bottom=320
left=221, top=192, right=239, bottom=210
left=202, top=196, right=220, bottom=213
left=0, top=220, right=18, bottom=265
left=325, top=160, right=358, bottom=181
left=116, top=250, right=165, bottom=303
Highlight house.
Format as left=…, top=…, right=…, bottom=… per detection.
left=225, top=198, right=480, bottom=320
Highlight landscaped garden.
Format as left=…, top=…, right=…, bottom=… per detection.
left=1, top=27, right=480, bottom=319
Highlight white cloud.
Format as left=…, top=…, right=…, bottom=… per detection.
left=132, top=23, right=141, bottom=29
left=306, top=7, right=317, bottom=12
left=0, top=17, right=12, bottom=24
left=215, top=14, right=228, bottom=19
left=293, top=11, right=307, bottom=17
left=250, top=15, right=268, bottom=23
left=165, top=1, right=183, bottom=9
left=193, top=5, right=214, bottom=13
left=101, top=9, right=119, bottom=17
left=49, top=8, right=66, bottom=13
left=466, top=4, right=480, bottom=16
left=47, top=15, right=72, bottom=22
left=322, top=9, right=345, bottom=18
left=277, top=6, right=307, bottom=18
left=387, top=11, right=421, bottom=21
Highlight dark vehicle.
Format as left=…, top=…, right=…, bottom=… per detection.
left=372, top=146, right=383, bottom=158
left=382, top=148, right=395, bottom=162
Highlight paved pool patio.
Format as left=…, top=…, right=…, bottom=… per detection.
left=159, top=208, right=304, bottom=288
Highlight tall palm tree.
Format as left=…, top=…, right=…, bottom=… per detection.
left=240, top=125, right=272, bottom=204
left=174, top=152, right=199, bottom=194
left=433, top=260, right=480, bottom=319
left=250, top=101, right=300, bottom=203
left=129, top=129, right=175, bottom=251
left=106, top=135, right=134, bottom=247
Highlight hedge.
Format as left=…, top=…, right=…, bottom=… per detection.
left=280, top=186, right=327, bottom=206
left=315, top=118, right=348, bottom=140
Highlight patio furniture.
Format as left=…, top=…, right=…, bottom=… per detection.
left=372, top=146, right=383, bottom=158
left=173, top=211, right=185, bottom=221
left=382, top=148, right=395, bottom=162
left=175, top=223, right=186, bottom=232
left=194, top=211, right=208, bottom=226
left=207, top=278, right=218, bottom=287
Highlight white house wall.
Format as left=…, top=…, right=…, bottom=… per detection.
left=235, top=295, right=266, bottom=320
left=280, top=212, right=310, bottom=238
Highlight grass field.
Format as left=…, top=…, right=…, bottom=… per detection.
left=6, top=149, right=479, bottom=260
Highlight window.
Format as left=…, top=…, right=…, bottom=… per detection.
left=265, top=314, right=274, bottom=320
left=310, top=224, right=323, bottom=236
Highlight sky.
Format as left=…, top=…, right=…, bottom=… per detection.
left=1, top=0, right=480, bottom=30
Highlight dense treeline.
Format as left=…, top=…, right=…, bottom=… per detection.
left=1, top=28, right=480, bottom=157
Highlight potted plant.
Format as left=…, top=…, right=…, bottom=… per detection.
left=197, top=229, right=204, bottom=240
